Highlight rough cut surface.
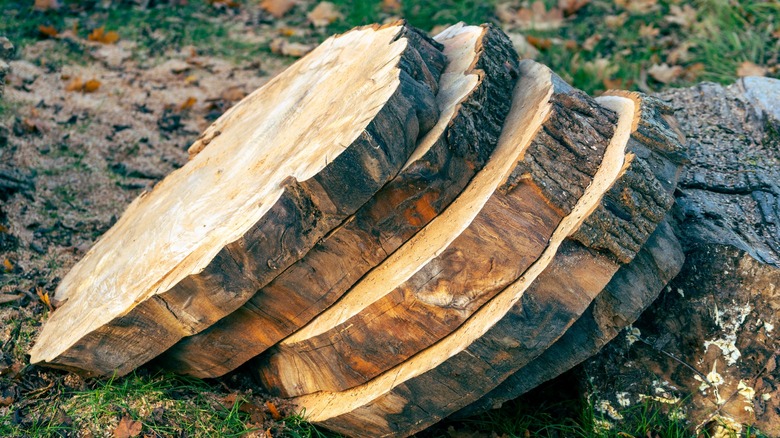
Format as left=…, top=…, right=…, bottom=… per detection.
left=255, top=60, right=617, bottom=398
left=568, top=78, right=780, bottom=437
left=28, top=23, right=446, bottom=377
left=157, top=23, right=520, bottom=378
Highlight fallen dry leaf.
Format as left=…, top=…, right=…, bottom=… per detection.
left=582, top=34, right=601, bottom=51
left=88, top=26, right=120, bottom=44
left=38, top=25, right=59, bottom=38
left=260, top=0, right=295, bottom=18
left=33, top=0, right=60, bottom=11
left=83, top=79, right=101, bottom=93
left=615, top=0, right=658, bottom=14
left=639, top=24, right=659, bottom=39
left=584, top=58, right=619, bottom=82
left=665, top=4, right=697, bottom=28
left=684, top=62, right=705, bottom=81
left=307, top=2, right=342, bottom=27
left=382, top=0, right=402, bottom=13
left=114, top=416, right=142, bottom=438
left=179, top=97, right=197, bottom=111
left=648, top=63, right=683, bottom=83
left=270, top=38, right=315, bottom=57
left=221, top=86, right=246, bottom=102
left=558, top=0, right=590, bottom=17
left=2, top=258, right=14, bottom=272
left=737, top=61, right=767, bottom=77
left=65, top=77, right=101, bottom=93
left=208, top=0, right=240, bottom=7
left=526, top=35, right=553, bottom=50
left=0, top=293, right=24, bottom=305
left=495, top=3, right=516, bottom=24
left=604, top=12, right=629, bottom=28
left=516, top=1, right=564, bottom=30
left=266, top=401, right=282, bottom=420
left=65, top=77, right=83, bottom=92
left=667, top=42, right=693, bottom=64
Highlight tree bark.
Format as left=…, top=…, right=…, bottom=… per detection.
left=561, top=78, right=780, bottom=436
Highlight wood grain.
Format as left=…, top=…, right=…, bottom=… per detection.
left=29, top=23, right=446, bottom=377
left=295, top=91, right=684, bottom=438
left=254, top=60, right=617, bottom=398
left=157, top=23, right=520, bottom=378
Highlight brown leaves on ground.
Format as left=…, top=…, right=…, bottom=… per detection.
left=178, top=97, right=197, bottom=111
left=382, top=0, right=402, bottom=13
left=497, top=1, right=564, bottom=30
left=265, top=400, right=282, bottom=420
left=648, top=63, right=684, bottom=84
left=307, top=2, right=343, bottom=27
left=88, top=26, right=120, bottom=45
left=737, top=61, right=768, bottom=77
left=220, top=393, right=267, bottom=424
left=38, top=25, right=59, bottom=38
left=65, top=77, right=102, bottom=93
left=558, top=0, right=591, bottom=17
left=665, top=4, right=697, bottom=28
left=260, top=0, right=295, bottom=18
left=270, top=39, right=315, bottom=57
left=113, top=415, right=142, bottom=438
left=33, top=0, right=60, bottom=11
left=615, top=0, right=658, bottom=14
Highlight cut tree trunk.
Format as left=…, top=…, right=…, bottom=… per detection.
left=561, top=78, right=780, bottom=437
left=29, top=22, right=446, bottom=377
left=276, top=64, right=687, bottom=438
left=454, top=93, right=688, bottom=418
left=156, top=23, right=520, bottom=378
left=254, top=60, right=618, bottom=398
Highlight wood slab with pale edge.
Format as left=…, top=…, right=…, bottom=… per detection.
left=157, top=23, right=519, bottom=378
left=28, top=23, right=446, bottom=377
left=255, top=60, right=618, bottom=397
left=453, top=92, right=687, bottom=419
left=282, top=78, right=636, bottom=438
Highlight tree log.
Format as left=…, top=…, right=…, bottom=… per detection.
left=254, top=60, right=618, bottom=398
left=559, top=78, right=780, bottom=436
left=455, top=93, right=688, bottom=418
left=29, top=23, right=446, bottom=377
left=272, top=64, right=685, bottom=438
left=156, top=23, right=520, bottom=378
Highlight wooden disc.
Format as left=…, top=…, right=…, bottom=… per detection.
left=255, top=60, right=618, bottom=398
left=156, top=23, right=520, bottom=378
left=29, top=23, right=446, bottom=376
left=288, top=75, right=674, bottom=438
left=455, top=92, right=687, bottom=419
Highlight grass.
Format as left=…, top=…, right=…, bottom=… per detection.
left=1, top=367, right=719, bottom=437
left=0, top=370, right=332, bottom=437
left=330, top=0, right=778, bottom=94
